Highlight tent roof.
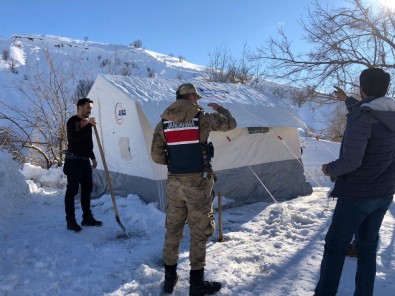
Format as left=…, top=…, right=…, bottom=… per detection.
left=99, top=74, right=307, bottom=129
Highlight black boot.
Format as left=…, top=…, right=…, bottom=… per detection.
left=81, top=215, right=103, bottom=227
left=189, top=268, right=221, bottom=296
left=163, top=263, right=178, bottom=293
left=66, top=217, right=82, bottom=232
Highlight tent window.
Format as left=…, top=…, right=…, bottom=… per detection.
left=118, top=137, right=132, bottom=160
left=247, top=127, right=270, bottom=134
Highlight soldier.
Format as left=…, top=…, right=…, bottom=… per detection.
left=151, top=83, right=237, bottom=295
left=63, top=98, right=103, bottom=232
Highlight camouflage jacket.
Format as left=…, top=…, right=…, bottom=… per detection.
left=151, top=100, right=237, bottom=166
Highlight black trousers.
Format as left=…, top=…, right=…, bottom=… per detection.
left=63, top=158, right=93, bottom=220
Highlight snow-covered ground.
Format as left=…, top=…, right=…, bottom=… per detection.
left=0, top=137, right=394, bottom=296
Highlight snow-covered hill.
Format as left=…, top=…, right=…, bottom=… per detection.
left=0, top=34, right=331, bottom=134
left=0, top=34, right=206, bottom=107
left=0, top=34, right=206, bottom=76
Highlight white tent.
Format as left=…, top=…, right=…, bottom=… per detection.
left=88, top=75, right=312, bottom=209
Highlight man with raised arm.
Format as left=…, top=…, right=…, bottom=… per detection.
left=151, top=83, right=236, bottom=295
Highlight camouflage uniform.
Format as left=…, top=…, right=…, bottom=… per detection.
left=151, top=99, right=236, bottom=270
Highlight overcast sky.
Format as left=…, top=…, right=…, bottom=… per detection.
left=1, top=0, right=352, bottom=66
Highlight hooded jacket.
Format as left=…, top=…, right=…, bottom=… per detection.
left=151, top=100, right=237, bottom=174
left=328, top=96, right=395, bottom=198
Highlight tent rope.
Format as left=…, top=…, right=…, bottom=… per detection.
left=225, top=136, right=279, bottom=205
left=240, top=104, right=324, bottom=187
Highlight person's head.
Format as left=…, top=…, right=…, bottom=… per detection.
left=176, top=83, right=203, bottom=104
left=76, top=98, right=93, bottom=119
left=359, top=68, right=391, bottom=98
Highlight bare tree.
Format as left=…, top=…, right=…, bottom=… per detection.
left=100, top=58, right=111, bottom=68
left=236, top=43, right=255, bottom=84
left=147, top=67, right=155, bottom=78
left=9, top=59, right=18, bottom=73
left=0, top=48, right=77, bottom=168
left=132, top=39, right=143, bottom=48
left=2, top=49, right=9, bottom=61
left=206, top=43, right=256, bottom=84
left=0, top=126, right=25, bottom=163
left=320, top=102, right=349, bottom=141
left=206, top=44, right=233, bottom=83
left=119, top=66, right=131, bottom=76
left=255, top=0, right=395, bottom=101
left=72, top=79, right=94, bottom=101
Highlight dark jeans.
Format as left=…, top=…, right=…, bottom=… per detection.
left=63, top=158, right=93, bottom=220
left=315, top=196, right=393, bottom=296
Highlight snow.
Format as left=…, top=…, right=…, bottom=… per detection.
left=1, top=137, right=394, bottom=296
left=9, top=45, right=25, bottom=66
left=0, top=151, right=29, bottom=227
left=0, top=33, right=394, bottom=296
left=98, top=75, right=307, bottom=129
left=1, top=34, right=312, bottom=134
left=0, top=34, right=209, bottom=114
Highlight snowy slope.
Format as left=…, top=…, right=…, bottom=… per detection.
left=1, top=34, right=316, bottom=133
left=0, top=34, right=205, bottom=105
left=0, top=138, right=394, bottom=296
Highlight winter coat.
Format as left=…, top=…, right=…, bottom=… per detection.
left=328, top=96, right=395, bottom=198
left=151, top=99, right=237, bottom=173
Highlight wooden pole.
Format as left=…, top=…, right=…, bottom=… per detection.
left=217, top=191, right=224, bottom=242
left=93, top=125, right=128, bottom=237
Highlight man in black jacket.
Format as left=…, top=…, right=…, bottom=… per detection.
left=63, top=98, right=102, bottom=232
left=315, top=68, right=394, bottom=296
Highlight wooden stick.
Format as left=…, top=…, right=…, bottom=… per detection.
left=217, top=191, right=225, bottom=242
left=93, top=125, right=128, bottom=237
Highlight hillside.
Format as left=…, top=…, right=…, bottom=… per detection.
left=0, top=34, right=329, bottom=134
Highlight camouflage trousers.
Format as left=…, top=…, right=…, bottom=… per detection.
left=163, top=173, right=215, bottom=270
